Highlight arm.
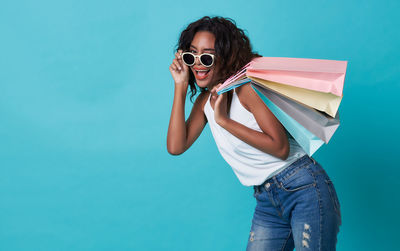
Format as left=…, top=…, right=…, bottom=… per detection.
left=212, top=83, right=289, bottom=160
left=167, top=90, right=208, bottom=155
left=166, top=50, right=208, bottom=155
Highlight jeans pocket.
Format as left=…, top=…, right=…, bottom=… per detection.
left=280, top=166, right=316, bottom=192
left=325, top=179, right=341, bottom=218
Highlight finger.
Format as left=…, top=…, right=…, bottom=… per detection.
left=177, top=51, right=186, bottom=68
left=176, top=57, right=184, bottom=69
left=176, top=51, right=188, bottom=70
left=176, top=50, right=183, bottom=60
left=211, top=86, right=217, bottom=95
left=173, top=61, right=182, bottom=71
left=172, top=59, right=182, bottom=71
left=170, top=62, right=179, bottom=71
left=181, top=61, right=188, bottom=71
left=211, top=87, right=219, bottom=100
left=169, top=65, right=176, bottom=72
left=215, top=92, right=223, bottom=104
left=216, top=92, right=227, bottom=106
left=173, top=58, right=183, bottom=68
left=214, top=86, right=221, bottom=94
left=170, top=65, right=176, bottom=72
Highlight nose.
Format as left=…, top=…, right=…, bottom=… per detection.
left=195, top=55, right=201, bottom=65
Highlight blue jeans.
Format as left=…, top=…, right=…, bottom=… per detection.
left=246, top=155, right=342, bottom=251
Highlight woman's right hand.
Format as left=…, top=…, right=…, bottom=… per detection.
left=169, top=50, right=189, bottom=88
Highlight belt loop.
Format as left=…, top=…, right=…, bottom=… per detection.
left=273, top=176, right=280, bottom=188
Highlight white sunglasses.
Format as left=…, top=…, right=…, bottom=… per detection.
left=180, top=52, right=215, bottom=67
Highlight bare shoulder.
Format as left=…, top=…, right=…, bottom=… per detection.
left=235, top=82, right=260, bottom=112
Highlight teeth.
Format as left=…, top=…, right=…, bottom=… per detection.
left=197, top=70, right=208, bottom=77
left=195, top=69, right=210, bottom=78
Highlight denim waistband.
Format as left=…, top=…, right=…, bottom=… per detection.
left=255, top=154, right=316, bottom=191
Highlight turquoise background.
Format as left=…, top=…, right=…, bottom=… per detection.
left=1, top=0, right=399, bottom=250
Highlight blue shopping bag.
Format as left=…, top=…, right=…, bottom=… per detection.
left=252, top=84, right=325, bottom=156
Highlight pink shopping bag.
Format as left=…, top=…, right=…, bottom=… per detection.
left=246, top=57, right=347, bottom=97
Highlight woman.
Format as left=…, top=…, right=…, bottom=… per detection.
left=167, top=16, right=341, bottom=251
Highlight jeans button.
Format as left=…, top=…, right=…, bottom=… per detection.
left=265, top=183, right=270, bottom=189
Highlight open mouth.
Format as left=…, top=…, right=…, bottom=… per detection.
left=194, top=69, right=210, bottom=80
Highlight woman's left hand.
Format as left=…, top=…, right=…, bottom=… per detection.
left=211, top=84, right=229, bottom=126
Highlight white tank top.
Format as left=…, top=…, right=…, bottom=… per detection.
left=204, top=90, right=306, bottom=186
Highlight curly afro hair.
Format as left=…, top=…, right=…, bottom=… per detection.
left=176, top=16, right=260, bottom=102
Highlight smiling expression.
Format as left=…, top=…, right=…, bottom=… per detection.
left=189, top=31, right=219, bottom=90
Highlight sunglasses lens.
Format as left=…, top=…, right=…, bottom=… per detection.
left=182, top=53, right=195, bottom=65
left=200, top=54, right=213, bottom=66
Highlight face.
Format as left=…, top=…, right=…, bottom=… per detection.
left=188, top=31, right=219, bottom=89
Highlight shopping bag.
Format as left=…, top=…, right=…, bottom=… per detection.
left=251, top=81, right=340, bottom=143
left=247, top=57, right=347, bottom=96
left=252, top=85, right=325, bottom=156
left=217, top=57, right=348, bottom=97
left=217, top=63, right=250, bottom=94
left=249, top=76, right=342, bottom=117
